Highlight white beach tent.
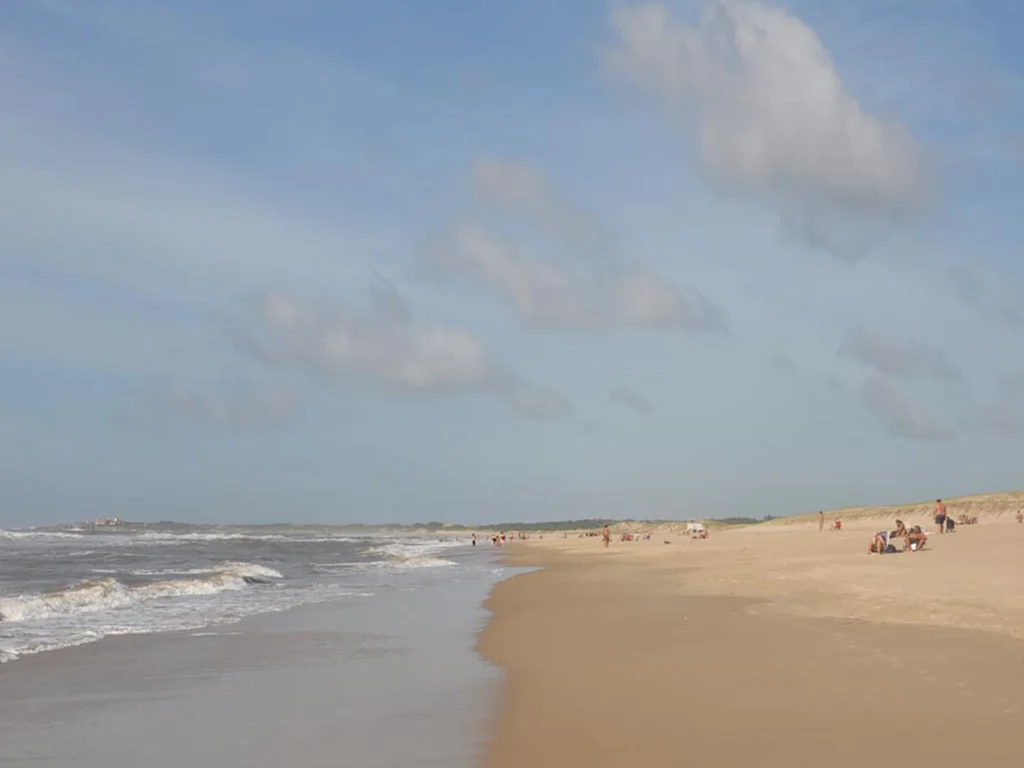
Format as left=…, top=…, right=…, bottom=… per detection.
left=685, top=522, right=707, bottom=537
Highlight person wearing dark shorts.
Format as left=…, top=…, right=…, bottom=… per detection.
left=934, top=498, right=947, bottom=534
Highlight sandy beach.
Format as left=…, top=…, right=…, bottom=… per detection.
left=479, top=510, right=1024, bottom=767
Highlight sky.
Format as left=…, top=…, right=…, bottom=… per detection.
left=2, top=0, right=1023, bottom=526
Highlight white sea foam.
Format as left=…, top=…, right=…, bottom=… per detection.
left=126, top=561, right=284, bottom=578
left=190, top=631, right=243, bottom=637
left=364, top=538, right=465, bottom=559
left=0, top=563, right=282, bottom=623
left=310, top=555, right=456, bottom=574
left=0, top=529, right=483, bottom=665
left=125, top=531, right=362, bottom=545
left=0, top=529, right=85, bottom=540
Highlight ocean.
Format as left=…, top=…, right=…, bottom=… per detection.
left=0, top=522, right=510, bottom=767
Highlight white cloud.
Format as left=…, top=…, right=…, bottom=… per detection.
left=609, top=386, right=654, bottom=415
left=838, top=329, right=961, bottom=380
left=235, top=292, right=573, bottom=421
left=859, top=376, right=953, bottom=441
left=246, top=293, right=497, bottom=394
left=605, top=1, right=930, bottom=257
left=472, top=158, right=607, bottom=251
left=424, top=222, right=725, bottom=331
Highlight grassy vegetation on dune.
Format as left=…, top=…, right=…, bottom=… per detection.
left=767, top=489, right=1024, bottom=526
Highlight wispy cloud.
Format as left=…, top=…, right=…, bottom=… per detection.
left=133, top=383, right=303, bottom=432
left=838, top=329, right=961, bottom=380
left=859, top=376, right=953, bottom=440
left=946, top=266, right=1022, bottom=328
left=472, top=158, right=609, bottom=253
left=1001, top=370, right=1024, bottom=398
left=506, top=386, right=575, bottom=422
left=369, top=280, right=414, bottom=325
left=605, top=1, right=931, bottom=258
left=769, top=353, right=801, bottom=379
left=979, top=404, right=1024, bottom=437
left=609, top=386, right=654, bottom=416
left=425, top=222, right=725, bottom=331
left=232, top=292, right=573, bottom=422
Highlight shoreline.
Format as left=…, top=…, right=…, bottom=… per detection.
left=0, top=556, right=509, bottom=768
left=477, top=532, right=1024, bottom=767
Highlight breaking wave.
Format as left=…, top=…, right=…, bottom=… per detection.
left=358, top=540, right=462, bottom=570
left=0, top=562, right=282, bottom=623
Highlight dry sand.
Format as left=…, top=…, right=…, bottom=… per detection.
left=478, top=511, right=1024, bottom=767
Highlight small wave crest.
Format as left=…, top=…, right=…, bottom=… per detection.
left=127, top=531, right=359, bottom=546
left=309, top=556, right=455, bottom=574
left=0, top=529, right=85, bottom=541
left=0, top=562, right=282, bottom=623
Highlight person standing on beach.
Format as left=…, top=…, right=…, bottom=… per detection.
left=819, top=511, right=824, bottom=532
left=1016, top=510, right=1023, bottom=524
left=602, top=525, right=611, bottom=548
left=934, top=499, right=947, bottom=534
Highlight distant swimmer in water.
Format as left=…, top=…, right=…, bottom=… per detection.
left=471, top=533, right=477, bottom=546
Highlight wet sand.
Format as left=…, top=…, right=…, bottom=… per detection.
left=479, top=519, right=1024, bottom=767
left=0, top=575, right=503, bottom=768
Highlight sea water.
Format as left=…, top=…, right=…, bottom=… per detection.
left=0, top=523, right=512, bottom=767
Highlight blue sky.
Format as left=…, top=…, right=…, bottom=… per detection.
left=2, top=0, right=1023, bottom=526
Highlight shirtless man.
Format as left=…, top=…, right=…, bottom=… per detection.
left=602, top=525, right=611, bottom=548
left=934, top=499, right=947, bottom=534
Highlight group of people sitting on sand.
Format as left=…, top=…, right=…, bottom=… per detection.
left=868, top=519, right=929, bottom=554
left=865, top=498, right=1020, bottom=554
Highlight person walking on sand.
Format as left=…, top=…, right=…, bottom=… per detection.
left=602, top=525, right=611, bottom=548
left=819, top=511, right=824, bottom=532
left=1016, top=510, right=1023, bottom=524
left=935, top=499, right=947, bottom=534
